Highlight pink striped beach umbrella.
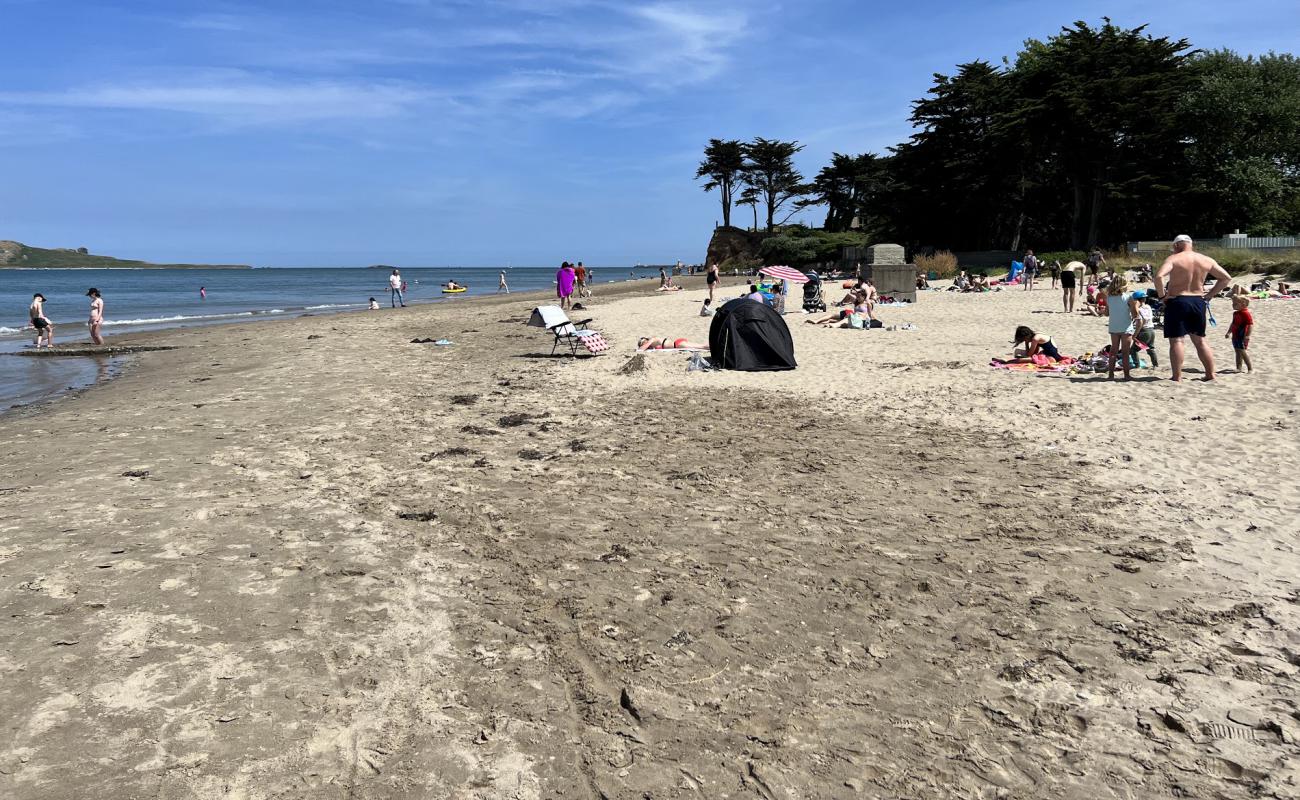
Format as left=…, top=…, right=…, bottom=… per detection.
left=759, top=265, right=810, bottom=284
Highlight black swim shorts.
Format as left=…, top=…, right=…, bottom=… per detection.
left=1060, top=270, right=1076, bottom=289
left=32, top=318, right=48, bottom=330
left=1163, top=295, right=1207, bottom=338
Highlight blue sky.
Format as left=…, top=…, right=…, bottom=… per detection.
left=2, top=0, right=1297, bottom=267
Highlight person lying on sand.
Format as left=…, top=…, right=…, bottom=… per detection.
left=1010, top=325, right=1066, bottom=362
left=637, top=337, right=707, bottom=351
left=806, top=304, right=873, bottom=326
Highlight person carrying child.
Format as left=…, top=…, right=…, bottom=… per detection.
left=1226, top=295, right=1254, bottom=374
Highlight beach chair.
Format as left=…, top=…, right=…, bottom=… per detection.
left=527, top=305, right=609, bottom=356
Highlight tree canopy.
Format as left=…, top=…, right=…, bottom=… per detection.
left=698, top=19, right=1300, bottom=251
left=695, top=139, right=746, bottom=228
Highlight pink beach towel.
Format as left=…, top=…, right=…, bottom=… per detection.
left=577, top=333, right=608, bottom=354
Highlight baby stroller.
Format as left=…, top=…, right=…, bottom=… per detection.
left=1144, top=293, right=1164, bottom=327
left=802, top=272, right=827, bottom=312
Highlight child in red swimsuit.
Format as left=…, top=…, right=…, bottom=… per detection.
left=1226, top=296, right=1254, bottom=373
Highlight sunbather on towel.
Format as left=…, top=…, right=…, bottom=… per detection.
left=806, top=305, right=872, bottom=326
left=637, top=336, right=707, bottom=351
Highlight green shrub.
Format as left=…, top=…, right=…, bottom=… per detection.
left=757, top=226, right=867, bottom=266
left=759, top=235, right=820, bottom=265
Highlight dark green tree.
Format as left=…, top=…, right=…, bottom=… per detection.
left=1013, top=19, right=1193, bottom=247
left=1182, top=50, right=1300, bottom=235
left=736, top=185, right=760, bottom=231
left=742, top=138, right=807, bottom=230
left=889, top=60, right=1021, bottom=250
left=695, top=139, right=746, bottom=228
left=799, top=152, right=892, bottom=233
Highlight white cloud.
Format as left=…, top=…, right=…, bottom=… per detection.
left=0, top=73, right=432, bottom=124
left=2, top=2, right=757, bottom=129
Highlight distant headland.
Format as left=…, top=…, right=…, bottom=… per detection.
left=0, top=240, right=252, bottom=270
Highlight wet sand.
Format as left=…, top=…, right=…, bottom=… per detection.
left=1, top=276, right=1297, bottom=798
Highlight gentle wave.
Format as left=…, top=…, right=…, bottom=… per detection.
left=102, top=312, right=254, bottom=327
left=1, top=305, right=358, bottom=337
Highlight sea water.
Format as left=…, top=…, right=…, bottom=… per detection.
left=0, top=265, right=646, bottom=412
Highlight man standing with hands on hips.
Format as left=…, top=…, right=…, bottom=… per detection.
left=1152, top=235, right=1231, bottom=382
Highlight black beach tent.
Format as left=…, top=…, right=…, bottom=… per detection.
left=708, top=298, right=797, bottom=371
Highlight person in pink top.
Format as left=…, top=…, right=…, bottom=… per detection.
left=556, top=262, right=577, bottom=310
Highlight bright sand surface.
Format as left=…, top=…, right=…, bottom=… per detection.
left=1, top=275, right=1298, bottom=798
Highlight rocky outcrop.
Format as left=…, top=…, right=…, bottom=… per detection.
left=704, top=226, right=763, bottom=270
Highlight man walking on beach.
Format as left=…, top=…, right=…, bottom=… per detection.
left=1153, top=235, right=1231, bottom=382
left=498, top=270, right=509, bottom=293
left=575, top=261, right=589, bottom=298
left=29, top=292, right=53, bottom=348
left=1086, top=248, right=1105, bottom=285
left=1023, top=250, right=1038, bottom=291
left=389, top=269, right=405, bottom=307
left=86, top=288, right=105, bottom=345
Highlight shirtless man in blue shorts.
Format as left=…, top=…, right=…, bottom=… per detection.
left=1153, top=235, right=1231, bottom=382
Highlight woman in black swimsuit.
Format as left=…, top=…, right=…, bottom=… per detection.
left=706, top=263, right=719, bottom=303
left=1011, top=325, right=1063, bottom=361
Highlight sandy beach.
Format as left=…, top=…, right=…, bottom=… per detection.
left=2, top=276, right=1298, bottom=799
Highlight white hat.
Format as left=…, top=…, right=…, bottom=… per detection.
left=1173, top=234, right=1193, bottom=244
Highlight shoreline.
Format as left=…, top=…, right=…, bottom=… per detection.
left=0, top=275, right=735, bottom=416
left=0, top=275, right=1295, bottom=797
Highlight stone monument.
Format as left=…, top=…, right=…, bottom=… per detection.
left=857, top=243, right=917, bottom=302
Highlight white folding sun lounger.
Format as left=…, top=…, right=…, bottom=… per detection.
left=527, top=305, right=609, bottom=356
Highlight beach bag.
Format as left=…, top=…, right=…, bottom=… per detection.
left=687, top=352, right=716, bottom=372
